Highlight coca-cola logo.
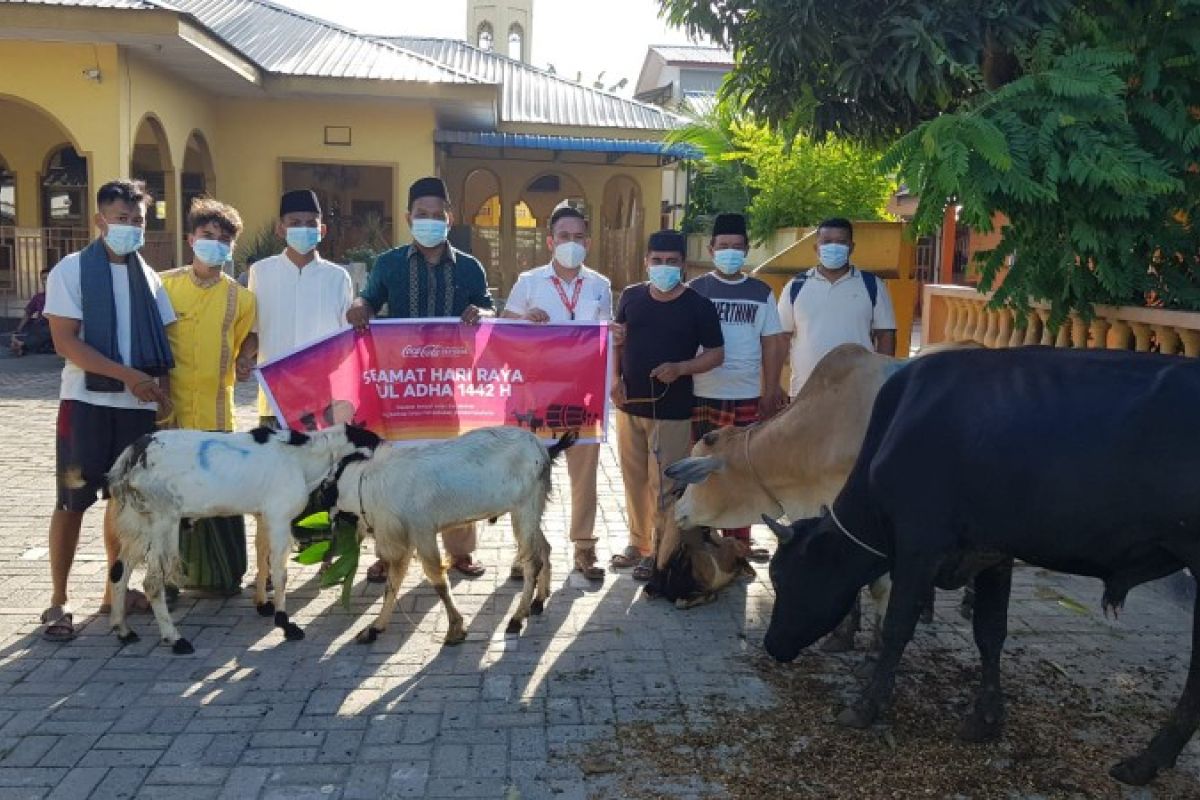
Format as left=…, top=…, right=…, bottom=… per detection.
left=401, top=344, right=469, bottom=358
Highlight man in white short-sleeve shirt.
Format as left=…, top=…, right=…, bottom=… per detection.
left=245, top=189, right=353, bottom=425
left=40, top=179, right=177, bottom=642
left=778, top=217, right=897, bottom=397
left=502, top=205, right=612, bottom=581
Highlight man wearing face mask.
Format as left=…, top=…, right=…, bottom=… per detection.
left=40, top=179, right=176, bottom=641
left=247, top=189, right=353, bottom=427
left=778, top=217, right=896, bottom=398
left=349, top=176, right=494, bottom=580
left=687, top=213, right=787, bottom=561
left=502, top=204, right=611, bottom=581
left=161, top=198, right=257, bottom=595
left=611, top=230, right=724, bottom=581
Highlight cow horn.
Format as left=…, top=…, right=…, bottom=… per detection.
left=761, top=514, right=794, bottom=546
left=664, top=456, right=722, bottom=484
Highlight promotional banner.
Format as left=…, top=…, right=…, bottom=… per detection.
left=256, top=319, right=611, bottom=443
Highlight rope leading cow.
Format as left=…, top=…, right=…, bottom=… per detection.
left=763, top=347, right=1200, bottom=786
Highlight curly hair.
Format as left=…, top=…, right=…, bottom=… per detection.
left=186, top=197, right=244, bottom=238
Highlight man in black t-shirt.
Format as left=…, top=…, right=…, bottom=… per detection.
left=610, top=230, right=724, bottom=580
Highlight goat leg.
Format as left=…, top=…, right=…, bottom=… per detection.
left=253, top=517, right=274, bottom=616
left=109, top=552, right=138, bottom=645
left=418, top=551, right=466, bottom=646
left=358, top=551, right=412, bottom=645
left=269, top=535, right=303, bottom=641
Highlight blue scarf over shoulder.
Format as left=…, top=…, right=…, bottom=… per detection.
left=79, top=238, right=174, bottom=392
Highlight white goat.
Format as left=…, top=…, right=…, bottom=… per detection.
left=323, top=427, right=576, bottom=646
left=106, top=423, right=381, bottom=653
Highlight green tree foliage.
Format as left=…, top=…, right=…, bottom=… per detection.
left=657, top=0, right=1070, bottom=140
left=662, top=0, right=1200, bottom=318
left=670, top=102, right=894, bottom=241
left=882, top=2, right=1200, bottom=320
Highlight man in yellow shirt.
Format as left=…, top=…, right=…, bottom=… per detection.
left=161, top=198, right=256, bottom=594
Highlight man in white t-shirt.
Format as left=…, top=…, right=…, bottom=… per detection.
left=778, top=217, right=897, bottom=397
left=688, top=213, right=787, bottom=559
left=502, top=205, right=612, bottom=581
left=245, top=189, right=353, bottom=426
left=41, top=179, right=177, bottom=642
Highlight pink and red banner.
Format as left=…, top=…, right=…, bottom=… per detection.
left=256, top=319, right=611, bottom=443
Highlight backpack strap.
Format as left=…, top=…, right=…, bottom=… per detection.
left=788, top=268, right=879, bottom=306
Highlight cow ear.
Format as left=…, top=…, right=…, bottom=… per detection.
left=664, top=456, right=722, bottom=484
left=761, top=515, right=794, bottom=546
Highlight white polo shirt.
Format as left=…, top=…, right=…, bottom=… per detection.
left=43, top=250, right=177, bottom=410
left=778, top=266, right=896, bottom=396
left=504, top=263, right=612, bottom=322
left=248, top=251, right=353, bottom=415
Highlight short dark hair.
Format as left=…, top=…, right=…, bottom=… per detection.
left=187, top=197, right=244, bottom=238
left=817, top=217, right=854, bottom=238
left=550, top=206, right=587, bottom=232
left=96, top=180, right=150, bottom=208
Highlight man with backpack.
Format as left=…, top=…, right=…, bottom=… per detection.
left=777, top=217, right=896, bottom=396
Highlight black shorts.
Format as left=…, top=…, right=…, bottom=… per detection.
left=56, top=399, right=157, bottom=512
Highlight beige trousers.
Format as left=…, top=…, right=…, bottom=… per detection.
left=566, top=443, right=600, bottom=545
left=615, top=412, right=692, bottom=562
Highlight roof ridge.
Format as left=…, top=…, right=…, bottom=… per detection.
left=380, top=35, right=685, bottom=119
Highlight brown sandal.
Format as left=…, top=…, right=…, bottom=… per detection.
left=573, top=547, right=605, bottom=581
left=451, top=556, right=486, bottom=578
left=365, top=559, right=388, bottom=584
left=609, top=546, right=642, bottom=569
left=41, top=606, right=76, bottom=642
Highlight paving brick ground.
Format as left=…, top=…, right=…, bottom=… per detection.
left=0, top=351, right=1197, bottom=799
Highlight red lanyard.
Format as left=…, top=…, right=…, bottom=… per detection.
left=550, top=276, right=583, bottom=320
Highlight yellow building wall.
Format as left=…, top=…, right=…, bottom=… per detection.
left=0, top=41, right=124, bottom=226
left=215, top=99, right=437, bottom=246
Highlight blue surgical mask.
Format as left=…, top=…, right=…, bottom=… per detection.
left=286, top=226, right=322, bottom=255
left=712, top=249, right=746, bottom=275
left=412, top=218, right=449, bottom=249
left=192, top=239, right=232, bottom=267
left=818, top=243, right=851, bottom=270
left=104, top=224, right=144, bottom=257
left=647, top=265, right=682, bottom=292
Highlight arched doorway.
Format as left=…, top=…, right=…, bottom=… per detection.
left=40, top=144, right=91, bottom=271
left=515, top=172, right=586, bottom=284
left=459, top=168, right=501, bottom=288
left=601, top=175, right=643, bottom=289
left=131, top=115, right=176, bottom=267
left=181, top=130, right=216, bottom=244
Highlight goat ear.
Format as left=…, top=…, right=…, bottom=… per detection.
left=761, top=515, right=794, bottom=546
left=286, top=430, right=311, bottom=447
left=249, top=427, right=273, bottom=444
left=346, top=424, right=382, bottom=451
left=664, top=456, right=721, bottom=484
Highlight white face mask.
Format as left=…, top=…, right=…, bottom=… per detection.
left=553, top=241, right=587, bottom=270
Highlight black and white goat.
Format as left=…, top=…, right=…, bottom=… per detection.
left=106, top=424, right=381, bottom=653
left=322, top=427, right=576, bottom=646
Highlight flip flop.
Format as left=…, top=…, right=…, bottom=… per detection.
left=747, top=547, right=771, bottom=563
left=98, top=589, right=153, bottom=616
left=365, top=559, right=388, bottom=584
left=609, top=546, right=642, bottom=569
left=451, top=557, right=486, bottom=578
left=41, top=606, right=76, bottom=642
left=632, top=557, right=655, bottom=582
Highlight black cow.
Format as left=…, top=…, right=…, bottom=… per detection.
left=762, top=346, right=1200, bottom=786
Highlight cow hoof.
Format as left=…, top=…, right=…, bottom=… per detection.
left=505, top=618, right=522, bottom=635
left=116, top=630, right=140, bottom=645
left=1110, top=754, right=1159, bottom=786
left=820, top=634, right=855, bottom=653
left=836, top=702, right=877, bottom=729
left=530, top=599, right=544, bottom=616
left=958, top=712, right=1003, bottom=743
left=282, top=623, right=305, bottom=642
left=852, top=656, right=878, bottom=680
left=356, top=627, right=380, bottom=645
left=171, top=638, right=195, bottom=655
left=256, top=602, right=275, bottom=617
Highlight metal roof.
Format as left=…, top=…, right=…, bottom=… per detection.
left=162, top=0, right=481, bottom=83
left=435, top=130, right=700, bottom=160
left=648, top=44, right=734, bottom=66
left=384, top=36, right=682, bottom=131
